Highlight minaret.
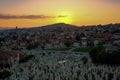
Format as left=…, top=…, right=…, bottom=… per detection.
left=16, top=26, right=18, bottom=29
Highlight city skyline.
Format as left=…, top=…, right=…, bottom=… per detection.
left=0, top=0, right=120, bottom=28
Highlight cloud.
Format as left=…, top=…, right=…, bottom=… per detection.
left=0, top=14, right=66, bottom=19
left=58, top=15, right=67, bottom=18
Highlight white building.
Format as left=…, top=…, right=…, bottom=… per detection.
left=94, top=40, right=99, bottom=46
left=81, top=37, right=88, bottom=47
left=73, top=42, right=80, bottom=47
left=113, top=33, right=120, bottom=46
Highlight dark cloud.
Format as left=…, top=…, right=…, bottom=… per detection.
left=0, top=14, right=66, bottom=19
left=58, top=15, right=67, bottom=18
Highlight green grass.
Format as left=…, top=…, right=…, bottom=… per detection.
left=72, top=47, right=90, bottom=52
left=45, top=48, right=70, bottom=51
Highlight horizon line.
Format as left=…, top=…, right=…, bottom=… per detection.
left=0, top=22, right=120, bottom=29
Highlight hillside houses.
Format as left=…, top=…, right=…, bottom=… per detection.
left=0, top=23, right=120, bottom=50
left=112, top=33, right=120, bottom=46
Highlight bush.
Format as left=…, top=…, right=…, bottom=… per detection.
left=19, top=55, right=35, bottom=63
left=0, top=70, right=12, bottom=79
left=64, top=40, right=72, bottom=47
left=26, top=44, right=38, bottom=50
left=89, top=46, right=120, bottom=65
left=73, top=47, right=90, bottom=52
left=12, top=47, right=21, bottom=50
left=0, top=63, right=10, bottom=69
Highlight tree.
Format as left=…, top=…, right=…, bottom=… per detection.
left=64, top=40, right=72, bottom=47
left=26, top=43, right=38, bottom=50
left=41, top=46, right=45, bottom=50
left=89, top=46, right=120, bottom=65
left=75, top=33, right=81, bottom=41
left=0, top=70, right=12, bottom=79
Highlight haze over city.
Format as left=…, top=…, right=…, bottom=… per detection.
left=0, top=0, right=120, bottom=28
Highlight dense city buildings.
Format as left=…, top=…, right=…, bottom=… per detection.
left=0, top=23, right=120, bottom=50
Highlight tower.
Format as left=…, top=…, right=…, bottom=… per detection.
left=16, top=26, right=18, bottom=29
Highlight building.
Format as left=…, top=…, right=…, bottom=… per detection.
left=81, top=37, right=88, bottom=47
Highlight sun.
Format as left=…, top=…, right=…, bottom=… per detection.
left=55, top=11, right=73, bottom=24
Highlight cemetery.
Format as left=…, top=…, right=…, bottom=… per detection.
left=0, top=48, right=120, bottom=80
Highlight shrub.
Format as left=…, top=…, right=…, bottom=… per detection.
left=64, top=40, right=72, bottom=47
left=19, top=55, right=35, bottom=63
left=0, top=70, right=12, bottom=79
left=0, top=63, right=10, bottom=69
left=26, top=44, right=38, bottom=50
left=89, top=46, right=120, bottom=65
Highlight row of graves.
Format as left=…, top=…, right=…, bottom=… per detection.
left=1, top=50, right=120, bottom=80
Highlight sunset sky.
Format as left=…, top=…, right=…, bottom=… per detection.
left=0, top=0, right=120, bottom=28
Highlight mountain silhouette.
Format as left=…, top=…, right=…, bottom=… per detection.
left=30, top=23, right=79, bottom=30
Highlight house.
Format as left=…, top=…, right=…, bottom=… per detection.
left=81, top=37, right=88, bottom=47
left=112, top=33, right=120, bottom=46
left=94, top=40, right=99, bottom=46
left=73, top=42, right=80, bottom=47
left=113, top=33, right=120, bottom=40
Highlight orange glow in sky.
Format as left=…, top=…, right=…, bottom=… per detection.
left=0, top=0, right=120, bottom=28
